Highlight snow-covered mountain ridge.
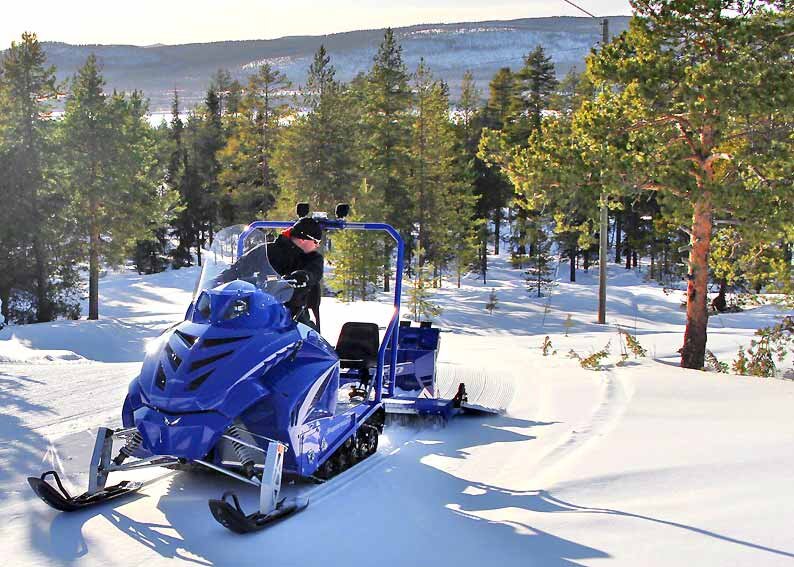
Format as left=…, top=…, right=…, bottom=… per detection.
left=29, top=16, right=630, bottom=111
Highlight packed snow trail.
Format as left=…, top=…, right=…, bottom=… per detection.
left=1, top=256, right=793, bottom=566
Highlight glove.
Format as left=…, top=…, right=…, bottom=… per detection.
left=288, top=270, right=310, bottom=288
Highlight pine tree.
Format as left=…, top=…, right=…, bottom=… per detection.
left=327, top=181, right=384, bottom=301
left=0, top=32, right=61, bottom=322
left=273, top=45, right=359, bottom=213
left=551, top=67, right=595, bottom=115
left=210, top=68, right=242, bottom=117
left=453, top=71, right=485, bottom=287
left=60, top=55, right=163, bottom=319
left=166, top=90, right=198, bottom=266
left=509, top=45, right=558, bottom=145
left=480, top=108, right=600, bottom=285
left=458, top=70, right=481, bottom=137
left=525, top=226, right=554, bottom=298
left=362, top=29, right=413, bottom=290
left=583, top=0, right=794, bottom=368
left=193, top=86, right=225, bottom=250
left=218, top=64, right=290, bottom=223
left=408, top=245, right=441, bottom=322
left=480, top=68, right=515, bottom=255
left=409, top=63, right=478, bottom=287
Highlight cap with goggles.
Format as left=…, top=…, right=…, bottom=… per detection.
left=289, top=217, right=323, bottom=243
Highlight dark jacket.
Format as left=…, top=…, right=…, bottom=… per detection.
left=220, top=234, right=323, bottom=318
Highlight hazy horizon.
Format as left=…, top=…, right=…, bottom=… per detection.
left=2, top=0, right=632, bottom=48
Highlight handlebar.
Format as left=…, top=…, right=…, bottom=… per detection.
left=281, top=278, right=307, bottom=289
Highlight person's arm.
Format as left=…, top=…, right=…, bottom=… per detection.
left=287, top=253, right=323, bottom=288
left=217, top=244, right=266, bottom=284
left=301, top=253, right=324, bottom=287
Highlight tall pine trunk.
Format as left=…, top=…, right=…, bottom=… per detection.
left=26, top=114, right=51, bottom=322
left=0, top=286, right=10, bottom=322
left=480, top=239, right=487, bottom=284
left=614, top=212, right=622, bottom=264
left=569, top=248, right=576, bottom=282
left=493, top=208, right=501, bottom=255
left=33, top=234, right=51, bottom=322
left=88, top=220, right=101, bottom=320
left=680, top=193, right=713, bottom=369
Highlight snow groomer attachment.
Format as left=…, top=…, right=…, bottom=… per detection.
left=27, top=203, right=400, bottom=533
left=381, top=320, right=499, bottom=426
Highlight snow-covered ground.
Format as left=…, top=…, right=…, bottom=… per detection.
left=1, top=255, right=792, bottom=566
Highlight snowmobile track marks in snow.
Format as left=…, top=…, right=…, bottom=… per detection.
left=533, top=370, right=632, bottom=482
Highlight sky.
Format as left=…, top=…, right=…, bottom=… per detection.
left=1, top=0, right=632, bottom=48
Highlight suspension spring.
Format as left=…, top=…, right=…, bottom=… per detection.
left=113, top=431, right=143, bottom=465
left=227, top=426, right=259, bottom=477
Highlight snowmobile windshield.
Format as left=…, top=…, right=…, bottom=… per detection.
left=194, top=225, right=294, bottom=303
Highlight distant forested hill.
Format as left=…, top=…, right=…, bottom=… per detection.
left=30, top=16, right=630, bottom=111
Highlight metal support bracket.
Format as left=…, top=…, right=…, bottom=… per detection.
left=88, top=427, right=114, bottom=494
left=260, top=440, right=286, bottom=515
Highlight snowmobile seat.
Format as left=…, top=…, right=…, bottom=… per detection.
left=335, top=322, right=379, bottom=384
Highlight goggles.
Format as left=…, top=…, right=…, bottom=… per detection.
left=299, top=234, right=322, bottom=244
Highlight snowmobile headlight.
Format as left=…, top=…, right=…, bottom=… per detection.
left=224, top=297, right=250, bottom=320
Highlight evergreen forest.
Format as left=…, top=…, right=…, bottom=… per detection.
left=0, top=0, right=791, bottom=370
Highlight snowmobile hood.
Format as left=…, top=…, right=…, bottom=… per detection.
left=137, top=287, right=302, bottom=416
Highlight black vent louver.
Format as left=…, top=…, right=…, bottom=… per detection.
left=190, top=350, right=234, bottom=372
left=173, top=329, right=198, bottom=348
left=201, top=335, right=252, bottom=348
left=155, top=364, right=167, bottom=390
left=187, top=370, right=214, bottom=391
left=165, top=344, right=182, bottom=370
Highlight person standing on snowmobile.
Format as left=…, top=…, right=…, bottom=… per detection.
left=219, top=217, right=324, bottom=328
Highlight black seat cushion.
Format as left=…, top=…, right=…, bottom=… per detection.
left=336, top=322, right=379, bottom=370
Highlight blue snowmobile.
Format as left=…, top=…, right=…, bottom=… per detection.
left=28, top=205, right=480, bottom=533
left=27, top=206, right=419, bottom=533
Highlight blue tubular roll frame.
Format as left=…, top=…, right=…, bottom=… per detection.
left=238, top=220, right=404, bottom=404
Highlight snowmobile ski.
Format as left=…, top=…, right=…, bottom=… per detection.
left=209, top=492, right=309, bottom=533
left=27, top=470, right=142, bottom=512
